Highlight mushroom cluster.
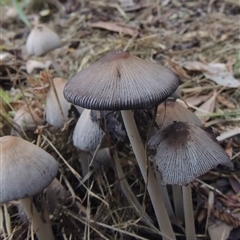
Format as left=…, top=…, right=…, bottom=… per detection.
left=63, top=50, right=179, bottom=239
left=63, top=50, right=234, bottom=240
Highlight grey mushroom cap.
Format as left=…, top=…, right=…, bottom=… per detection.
left=148, top=122, right=234, bottom=186
left=156, top=99, right=202, bottom=130
left=0, top=136, right=58, bottom=203
left=26, top=24, right=61, bottom=56
left=64, top=50, right=179, bottom=110
left=73, top=109, right=105, bottom=151
left=45, top=78, right=71, bottom=128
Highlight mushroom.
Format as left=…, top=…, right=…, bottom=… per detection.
left=64, top=50, right=179, bottom=239
left=26, top=24, right=61, bottom=57
left=148, top=121, right=234, bottom=240
left=156, top=99, right=202, bottom=130
left=11, top=106, right=43, bottom=137
left=73, top=109, right=105, bottom=152
left=26, top=24, right=64, bottom=110
left=45, top=77, right=71, bottom=128
left=73, top=108, right=106, bottom=176
left=0, top=136, right=58, bottom=240
left=155, top=99, right=202, bottom=224
left=170, top=86, right=182, bottom=99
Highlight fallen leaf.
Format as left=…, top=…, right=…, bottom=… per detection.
left=183, top=61, right=240, bottom=88
left=229, top=178, right=240, bottom=194
left=208, top=220, right=233, bottom=240
left=184, top=95, right=210, bottom=107
left=217, top=128, right=240, bottom=141
left=167, top=60, right=189, bottom=78
left=90, top=21, right=139, bottom=37
left=119, top=0, right=134, bottom=7
left=217, top=95, right=236, bottom=109
left=195, top=91, right=218, bottom=123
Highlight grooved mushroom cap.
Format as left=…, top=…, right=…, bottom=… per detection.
left=0, top=136, right=58, bottom=203
left=73, top=109, right=105, bottom=151
left=64, top=50, right=179, bottom=110
left=26, top=24, right=61, bottom=56
left=156, top=99, right=202, bottom=130
left=148, top=122, right=234, bottom=185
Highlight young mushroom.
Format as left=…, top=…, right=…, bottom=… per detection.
left=156, top=99, right=202, bottom=130
left=73, top=109, right=106, bottom=176
left=11, top=106, right=43, bottom=137
left=148, top=121, right=234, bottom=239
left=155, top=99, right=202, bottom=226
left=45, top=78, right=71, bottom=128
left=26, top=24, right=61, bottom=57
left=0, top=136, right=58, bottom=240
left=64, top=50, right=179, bottom=239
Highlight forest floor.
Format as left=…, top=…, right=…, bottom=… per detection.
left=1, top=0, right=240, bottom=239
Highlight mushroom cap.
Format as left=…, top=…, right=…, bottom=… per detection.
left=148, top=122, right=234, bottom=185
left=64, top=50, right=179, bottom=110
left=170, top=86, right=182, bottom=99
left=26, top=24, right=61, bottom=56
left=156, top=99, right=202, bottom=130
left=0, top=136, right=58, bottom=203
left=45, top=78, right=71, bottom=128
left=73, top=109, right=105, bottom=151
left=11, top=106, right=43, bottom=136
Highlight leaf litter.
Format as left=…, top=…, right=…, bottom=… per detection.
left=183, top=61, right=240, bottom=88
left=1, top=0, right=240, bottom=239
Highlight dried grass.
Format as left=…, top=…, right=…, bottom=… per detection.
left=1, top=0, right=240, bottom=239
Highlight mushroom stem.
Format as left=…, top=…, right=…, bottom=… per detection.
left=155, top=168, right=174, bottom=217
left=172, top=185, right=184, bottom=221
left=79, top=151, right=90, bottom=177
left=49, top=76, right=66, bottom=125
left=113, top=151, right=154, bottom=227
left=121, top=110, right=176, bottom=240
left=182, top=185, right=197, bottom=240
left=20, top=198, right=54, bottom=240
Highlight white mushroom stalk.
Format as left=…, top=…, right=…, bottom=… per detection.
left=121, top=110, right=176, bottom=239
left=20, top=198, right=54, bottom=240
left=182, top=185, right=196, bottom=240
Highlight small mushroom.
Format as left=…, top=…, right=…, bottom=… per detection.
left=155, top=99, right=202, bottom=225
left=11, top=106, right=43, bottom=137
left=0, top=136, right=58, bottom=240
left=149, top=121, right=233, bottom=185
left=73, top=109, right=105, bottom=176
left=26, top=24, right=61, bottom=56
left=156, top=99, right=201, bottom=130
left=148, top=121, right=234, bottom=240
left=45, top=78, right=71, bottom=128
left=64, top=50, right=179, bottom=239
left=73, top=109, right=105, bottom=151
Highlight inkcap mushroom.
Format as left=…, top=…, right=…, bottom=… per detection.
left=45, top=77, right=71, bottom=128
left=0, top=136, right=58, bottom=240
left=26, top=24, right=61, bottom=56
left=64, top=50, right=179, bottom=239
